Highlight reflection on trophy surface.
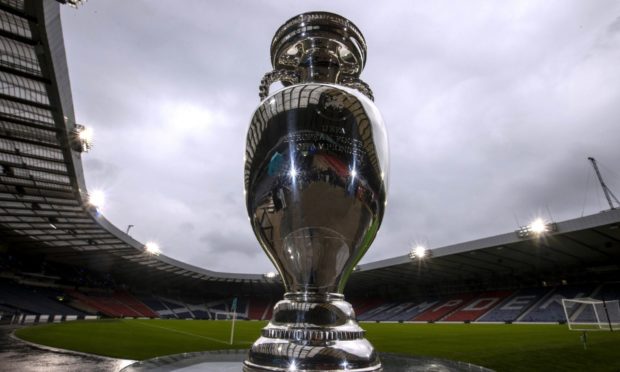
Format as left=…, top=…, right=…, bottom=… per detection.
left=244, top=11, right=388, bottom=371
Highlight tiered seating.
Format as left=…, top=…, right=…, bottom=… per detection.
left=376, top=301, right=439, bottom=321
left=519, top=284, right=597, bottom=322
left=116, top=291, right=158, bottom=317
left=413, top=294, right=475, bottom=321
left=158, top=298, right=191, bottom=319
left=394, top=300, right=439, bottom=321
left=0, top=280, right=82, bottom=315
left=350, top=298, right=383, bottom=317
left=362, top=302, right=402, bottom=321
left=140, top=297, right=167, bottom=312
left=69, top=290, right=154, bottom=318
left=571, top=283, right=620, bottom=324
left=248, top=298, right=272, bottom=320
left=358, top=302, right=397, bottom=321
left=479, top=287, right=552, bottom=322
left=443, top=291, right=513, bottom=322
left=598, top=282, right=620, bottom=301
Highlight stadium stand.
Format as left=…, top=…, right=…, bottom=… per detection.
left=67, top=290, right=157, bottom=318
left=248, top=298, right=273, bottom=320
left=0, top=280, right=82, bottom=316
left=518, top=284, right=598, bottom=322
left=392, top=301, right=439, bottom=321
left=478, top=287, right=552, bottom=322
left=358, top=302, right=398, bottom=321
left=382, top=301, right=430, bottom=321
left=570, top=282, right=620, bottom=323
left=350, top=298, right=384, bottom=317
left=443, top=291, right=513, bottom=321
left=413, top=294, right=476, bottom=321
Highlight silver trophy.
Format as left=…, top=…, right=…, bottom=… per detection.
left=244, top=11, right=388, bottom=371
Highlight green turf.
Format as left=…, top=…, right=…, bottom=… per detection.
left=15, top=320, right=620, bottom=371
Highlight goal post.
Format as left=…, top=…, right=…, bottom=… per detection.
left=562, top=297, right=620, bottom=331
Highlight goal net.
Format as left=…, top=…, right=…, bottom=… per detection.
left=562, top=298, right=620, bottom=331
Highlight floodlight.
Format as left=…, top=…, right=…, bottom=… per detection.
left=264, top=271, right=278, bottom=279
left=58, top=0, right=87, bottom=7
left=145, top=242, right=161, bottom=256
left=529, top=218, right=547, bottom=234
left=289, top=167, right=298, bottom=178
left=88, top=190, right=104, bottom=209
left=351, top=169, right=357, bottom=179
left=72, top=124, right=94, bottom=152
left=516, top=218, right=558, bottom=238
left=409, top=245, right=430, bottom=260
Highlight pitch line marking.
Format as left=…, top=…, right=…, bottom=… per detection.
left=131, top=320, right=236, bottom=345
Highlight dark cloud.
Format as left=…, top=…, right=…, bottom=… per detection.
left=62, top=1, right=620, bottom=273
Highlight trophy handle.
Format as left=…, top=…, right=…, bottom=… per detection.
left=339, top=76, right=375, bottom=101
left=258, top=69, right=300, bottom=100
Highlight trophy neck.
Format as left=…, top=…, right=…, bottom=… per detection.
left=284, top=291, right=344, bottom=303
left=270, top=11, right=367, bottom=85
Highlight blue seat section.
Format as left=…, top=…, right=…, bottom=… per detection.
left=573, top=283, right=620, bottom=323
left=479, top=287, right=552, bottom=322
left=140, top=297, right=167, bottom=311
left=520, top=284, right=597, bottom=322
left=192, top=310, right=210, bottom=319
left=175, top=312, right=192, bottom=319
left=599, top=282, right=620, bottom=301
left=160, top=300, right=183, bottom=310
left=0, top=280, right=84, bottom=315
left=371, top=302, right=408, bottom=321
left=357, top=303, right=399, bottom=321
left=384, top=300, right=439, bottom=321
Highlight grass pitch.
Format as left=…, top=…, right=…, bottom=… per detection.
left=15, top=320, right=620, bottom=371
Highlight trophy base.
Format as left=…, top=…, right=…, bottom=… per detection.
left=244, top=293, right=381, bottom=372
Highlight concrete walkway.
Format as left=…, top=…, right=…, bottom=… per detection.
left=0, top=326, right=133, bottom=372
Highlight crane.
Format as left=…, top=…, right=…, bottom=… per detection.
left=588, top=157, right=620, bottom=210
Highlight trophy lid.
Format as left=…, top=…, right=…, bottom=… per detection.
left=270, top=12, right=368, bottom=81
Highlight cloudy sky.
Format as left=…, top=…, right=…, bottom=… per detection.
left=59, top=1, right=620, bottom=274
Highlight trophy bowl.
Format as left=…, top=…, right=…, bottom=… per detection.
left=244, top=12, right=388, bottom=372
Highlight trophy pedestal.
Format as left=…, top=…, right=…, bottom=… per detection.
left=244, top=293, right=381, bottom=371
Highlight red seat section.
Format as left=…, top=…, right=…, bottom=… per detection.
left=350, top=298, right=383, bottom=317
left=116, top=291, right=158, bottom=318
left=443, top=291, right=513, bottom=321
left=248, top=298, right=272, bottom=320
left=69, top=290, right=157, bottom=318
left=413, top=294, right=475, bottom=321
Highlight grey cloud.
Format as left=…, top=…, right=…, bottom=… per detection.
left=62, top=1, right=620, bottom=273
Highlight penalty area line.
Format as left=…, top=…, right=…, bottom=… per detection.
left=131, top=320, right=235, bottom=345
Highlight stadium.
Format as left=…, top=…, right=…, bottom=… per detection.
left=1, top=1, right=619, bottom=371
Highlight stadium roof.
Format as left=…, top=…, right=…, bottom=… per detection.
left=0, top=0, right=269, bottom=295
left=0, top=1, right=618, bottom=298
left=347, top=209, right=620, bottom=295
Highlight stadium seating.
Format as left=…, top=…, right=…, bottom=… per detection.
left=68, top=290, right=157, bottom=318
left=443, top=291, right=513, bottom=321
left=413, top=294, right=476, bottom=322
left=0, top=280, right=83, bottom=316
left=115, top=291, right=158, bottom=318
left=570, top=283, right=620, bottom=324
left=478, top=287, right=552, bottom=322
left=350, top=298, right=383, bottom=317
left=390, top=300, right=439, bottom=321
left=358, top=302, right=398, bottom=321
left=519, top=284, right=597, bottom=322
left=248, top=298, right=273, bottom=320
